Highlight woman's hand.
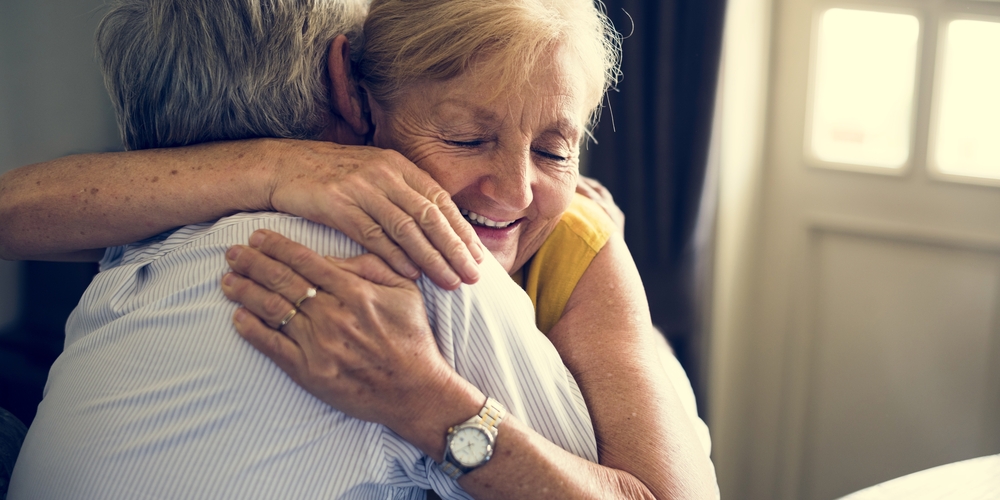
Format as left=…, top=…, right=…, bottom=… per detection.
left=268, top=141, right=484, bottom=289
left=576, top=176, right=625, bottom=236
left=0, top=139, right=483, bottom=290
left=219, top=230, right=713, bottom=499
left=220, top=229, right=478, bottom=457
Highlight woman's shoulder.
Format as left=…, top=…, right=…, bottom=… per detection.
left=552, top=193, right=617, bottom=254
left=520, top=193, right=618, bottom=334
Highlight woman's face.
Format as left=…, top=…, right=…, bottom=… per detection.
left=367, top=47, right=590, bottom=273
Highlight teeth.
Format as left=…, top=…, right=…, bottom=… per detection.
left=460, top=209, right=514, bottom=229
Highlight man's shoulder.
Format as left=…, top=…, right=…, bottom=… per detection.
left=103, top=212, right=361, bottom=270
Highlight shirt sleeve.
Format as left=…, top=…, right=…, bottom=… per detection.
left=386, top=255, right=598, bottom=498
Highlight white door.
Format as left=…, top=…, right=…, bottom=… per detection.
left=711, top=0, right=1000, bottom=498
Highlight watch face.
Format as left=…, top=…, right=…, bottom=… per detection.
left=449, top=426, right=491, bottom=467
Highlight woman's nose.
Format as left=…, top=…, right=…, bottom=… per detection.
left=481, top=150, right=533, bottom=212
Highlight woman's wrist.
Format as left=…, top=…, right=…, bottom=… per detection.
left=230, top=138, right=289, bottom=213
left=394, top=368, right=486, bottom=462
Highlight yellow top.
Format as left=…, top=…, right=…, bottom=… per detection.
left=510, top=193, right=616, bottom=334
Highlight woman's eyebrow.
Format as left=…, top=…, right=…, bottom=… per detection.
left=433, top=98, right=501, bottom=123
left=541, top=118, right=583, bottom=141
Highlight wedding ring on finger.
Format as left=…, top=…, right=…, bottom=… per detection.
left=294, top=287, right=317, bottom=309
left=278, top=307, right=298, bottom=330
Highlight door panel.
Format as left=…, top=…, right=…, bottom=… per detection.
left=803, top=229, right=1000, bottom=499
left=713, top=0, right=1000, bottom=498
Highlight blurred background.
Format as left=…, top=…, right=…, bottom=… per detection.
left=2, top=0, right=999, bottom=499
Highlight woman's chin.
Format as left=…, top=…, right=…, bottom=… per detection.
left=473, top=224, right=520, bottom=273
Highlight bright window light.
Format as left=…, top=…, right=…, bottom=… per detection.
left=809, top=9, right=920, bottom=169
left=931, top=19, right=1000, bottom=181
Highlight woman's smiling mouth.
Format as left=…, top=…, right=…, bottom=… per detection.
left=460, top=208, right=518, bottom=229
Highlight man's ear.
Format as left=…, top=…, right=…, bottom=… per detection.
left=326, top=35, right=370, bottom=137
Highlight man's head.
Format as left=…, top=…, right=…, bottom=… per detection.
left=97, top=0, right=368, bottom=151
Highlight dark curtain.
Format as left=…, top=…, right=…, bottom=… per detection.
left=586, top=0, right=727, bottom=415
left=0, top=262, right=98, bottom=426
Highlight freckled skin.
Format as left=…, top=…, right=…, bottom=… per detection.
left=366, top=47, right=591, bottom=273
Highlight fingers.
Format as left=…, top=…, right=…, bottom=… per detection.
left=326, top=254, right=414, bottom=290
left=225, top=242, right=320, bottom=309
left=400, top=165, right=485, bottom=264
left=239, top=229, right=373, bottom=303
left=380, top=185, right=482, bottom=288
left=576, top=175, right=626, bottom=234
left=338, top=205, right=422, bottom=280
left=361, top=174, right=483, bottom=289
left=230, top=306, right=308, bottom=380
left=354, top=195, right=462, bottom=289
left=221, top=271, right=299, bottom=329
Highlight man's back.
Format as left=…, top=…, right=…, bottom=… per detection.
left=9, top=212, right=596, bottom=499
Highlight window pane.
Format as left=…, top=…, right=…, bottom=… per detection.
left=809, top=9, right=920, bottom=169
left=932, top=19, right=1000, bottom=181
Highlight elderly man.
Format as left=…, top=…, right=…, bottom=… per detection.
left=7, top=1, right=597, bottom=498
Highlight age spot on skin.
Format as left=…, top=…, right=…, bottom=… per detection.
left=151, top=176, right=159, bottom=183
left=90, top=188, right=99, bottom=195
left=170, top=170, right=178, bottom=175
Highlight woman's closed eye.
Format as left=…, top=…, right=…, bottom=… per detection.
left=532, top=148, right=570, bottom=163
left=445, top=139, right=486, bottom=148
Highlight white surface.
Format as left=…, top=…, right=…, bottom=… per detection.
left=839, top=454, right=1000, bottom=499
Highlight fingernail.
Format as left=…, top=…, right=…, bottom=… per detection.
left=249, top=231, right=265, bottom=247
left=443, top=268, right=461, bottom=288
left=404, top=262, right=420, bottom=279
left=459, top=258, right=480, bottom=283
left=226, top=246, right=243, bottom=262
left=233, top=308, right=247, bottom=325
left=222, top=273, right=236, bottom=287
left=469, top=241, right=484, bottom=262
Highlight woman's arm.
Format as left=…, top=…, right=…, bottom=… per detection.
left=543, top=235, right=719, bottom=498
left=0, top=138, right=481, bottom=288
left=222, top=230, right=718, bottom=499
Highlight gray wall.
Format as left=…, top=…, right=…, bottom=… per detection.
left=0, top=0, right=120, bottom=330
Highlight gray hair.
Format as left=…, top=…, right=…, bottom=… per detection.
left=97, top=0, right=369, bottom=151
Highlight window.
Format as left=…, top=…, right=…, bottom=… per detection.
left=807, top=8, right=920, bottom=170
left=930, top=18, right=1000, bottom=182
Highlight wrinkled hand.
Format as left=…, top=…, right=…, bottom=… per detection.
left=220, top=229, right=463, bottom=447
left=267, top=140, right=484, bottom=290
left=576, top=176, right=625, bottom=236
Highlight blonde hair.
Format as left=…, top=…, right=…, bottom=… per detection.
left=357, top=0, right=621, bottom=132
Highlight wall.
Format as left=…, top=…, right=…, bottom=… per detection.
left=0, top=0, right=120, bottom=330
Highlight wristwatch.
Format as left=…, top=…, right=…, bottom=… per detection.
left=439, top=397, right=506, bottom=479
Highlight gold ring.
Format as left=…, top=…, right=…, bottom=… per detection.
left=294, top=287, right=317, bottom=309
left=278, top=308, right=298, bottom=329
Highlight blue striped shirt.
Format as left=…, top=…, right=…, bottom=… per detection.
left=9, top=212, right=598, bottom=500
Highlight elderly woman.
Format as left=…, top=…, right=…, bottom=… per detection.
left=2, top=0, right=716, bottom=498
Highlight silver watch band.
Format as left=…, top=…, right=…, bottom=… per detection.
left=473, top=397, right=506, bottom=437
